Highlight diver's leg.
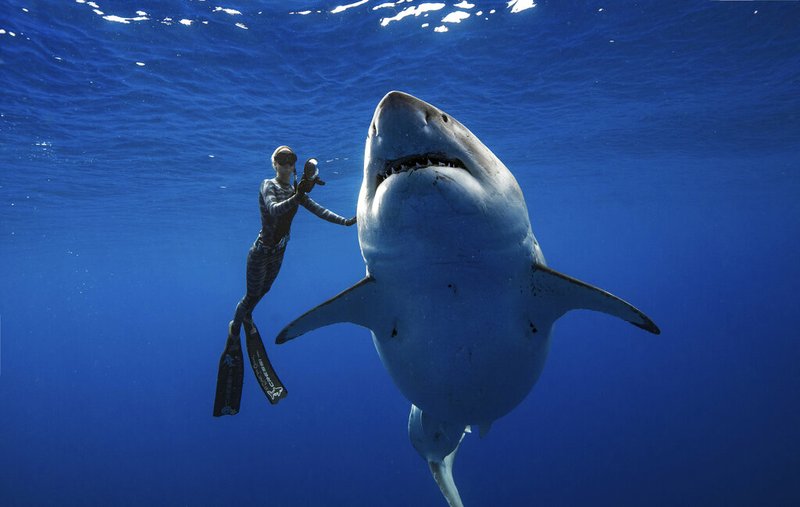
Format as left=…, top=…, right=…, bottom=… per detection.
left=213, top=240, right=265, bottom=416
left=243, top=246, right=289, bottom=405
left=231, top=240, right=272, bottom=335
left=236, top=243, right=286, bottom=331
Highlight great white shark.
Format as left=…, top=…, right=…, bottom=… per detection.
left=276, top=91, right=660, bottom=506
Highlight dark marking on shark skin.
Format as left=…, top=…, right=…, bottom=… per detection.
left=391, top=326, right=398, bottom=337
left=448, top=283, right=457, bottom=295
left=455, top=345, right=474, bottom=365
left=434, top=172, right=456, bottom=184
left=529, top=321, right=538, bottom=334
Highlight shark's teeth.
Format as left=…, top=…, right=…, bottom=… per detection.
left=376, top=153, right=467, bottom=188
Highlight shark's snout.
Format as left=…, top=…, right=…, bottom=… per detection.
left=377, top=91, right=430, bottom=117
left=371, top=91, right=438, bottom=138
left=378, top=90, right=424, bottom=111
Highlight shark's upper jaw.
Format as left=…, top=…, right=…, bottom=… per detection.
left=375, top=152, right=469, bottom=189
left=364, top=91, right=483, bottom=199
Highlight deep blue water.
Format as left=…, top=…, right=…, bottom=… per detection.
left=1, top=1, right=799, bottom=505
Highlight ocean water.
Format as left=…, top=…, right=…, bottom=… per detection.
left=1, top=1, right=799, bottom=506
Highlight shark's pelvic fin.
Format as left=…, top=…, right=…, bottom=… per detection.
left=532, top=264, right=660, bottom=335
left=275, top=276, right=378, bottom=344
left=409, top=405, right=467, bottom=507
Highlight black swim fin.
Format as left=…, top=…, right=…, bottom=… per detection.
left=213, top=328, right=245, bottom=417
left=244, top=319, right=288, bottom=405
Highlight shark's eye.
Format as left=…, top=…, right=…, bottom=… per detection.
left=371, top=121, right=377, bottom=136
left=442, top=114, right=449, bottom=123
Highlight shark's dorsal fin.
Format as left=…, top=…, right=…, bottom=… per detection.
left=276, top=276, right=378, bottom=344
left=531, top=264, right=660, bottom=335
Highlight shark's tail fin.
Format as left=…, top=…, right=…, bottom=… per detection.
left=429, top=453, right=463, bottom=507
left=531, top=263, right=660, bottom=334
left=408, top=405, right=467, bottom=507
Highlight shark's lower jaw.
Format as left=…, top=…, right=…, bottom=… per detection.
left=375, top=153, right=468, bottom=188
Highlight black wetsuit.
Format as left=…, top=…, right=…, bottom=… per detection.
left=231, top=177, right=349, bottom=333
left=214, top=175, right=350, bottom=416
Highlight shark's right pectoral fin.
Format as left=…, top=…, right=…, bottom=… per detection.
left=532, top=264, right=660, bottom=335
left=276, top=276, right=379, bottom=344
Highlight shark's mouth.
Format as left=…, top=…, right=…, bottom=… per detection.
left=376, top=153, right=468, bottom=188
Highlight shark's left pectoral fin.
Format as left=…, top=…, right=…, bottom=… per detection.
left=276, top=276, right=378, bottom=344
left=532, top=264, right=660, bottom=335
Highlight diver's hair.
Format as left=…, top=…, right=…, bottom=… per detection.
left=271, top=145, right=294, bottom=169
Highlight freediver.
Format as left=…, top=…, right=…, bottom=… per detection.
left=213, top=145, right=356, bottom=416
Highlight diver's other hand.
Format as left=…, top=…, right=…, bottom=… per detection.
left=344, top=216, right=357, bottom=227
